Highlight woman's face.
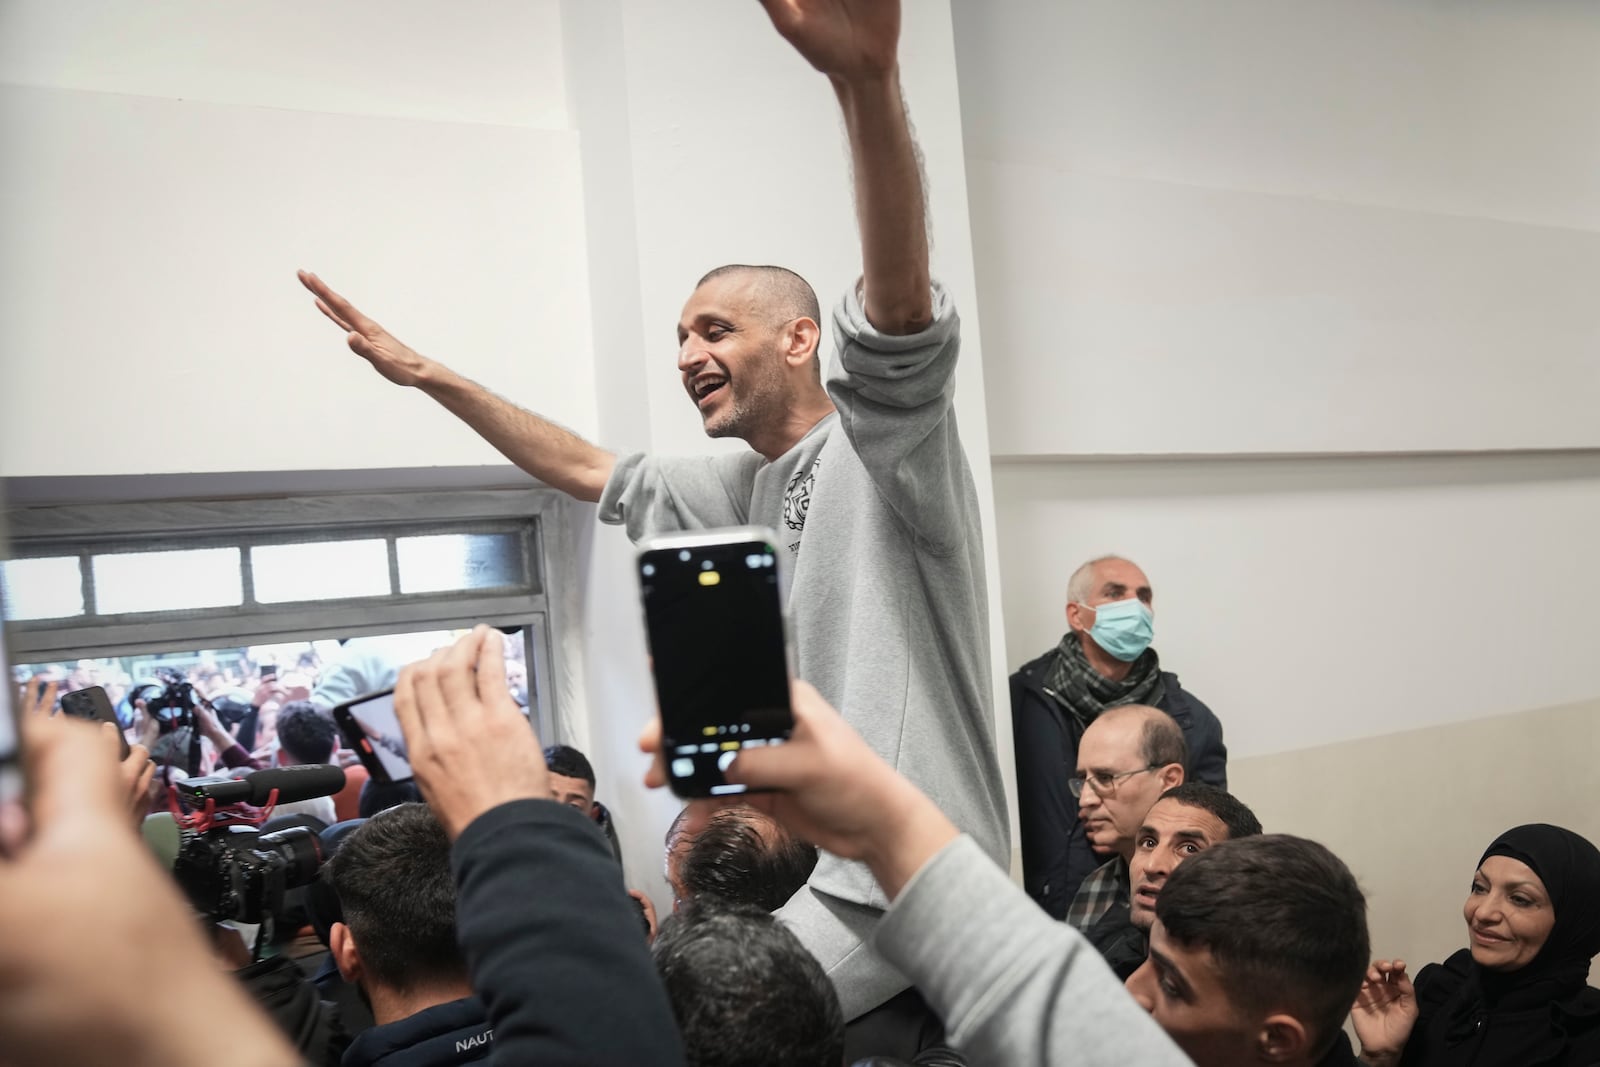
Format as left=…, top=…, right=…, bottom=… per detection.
left=1464, top=855, right=1556, bottom=971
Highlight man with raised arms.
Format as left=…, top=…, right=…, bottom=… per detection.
left=299, top=0, right=1007, bottom=1022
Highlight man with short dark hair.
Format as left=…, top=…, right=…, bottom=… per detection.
left=1086, top=782, right=1261, bottom=978
left=327, top=803, right=490, bottom=1066
left=543, top=743, right=621, bottom=862
left=678, top=805, right=819, bottom=914
left=653, top=901, right=844, bottom=1067
left=1126, top=835, right=1369, bottom=1066
left=278, top=701, right=339, bottom=766
left=1012, top=555, right=1228, bottom=918
left=1065, top=705, right=1187, bottom=935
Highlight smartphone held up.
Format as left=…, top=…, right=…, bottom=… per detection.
left=637, top=527, right=794, bottom=798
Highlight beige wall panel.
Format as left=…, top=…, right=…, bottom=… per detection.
left=1229, top=698, right=1600, bottom=985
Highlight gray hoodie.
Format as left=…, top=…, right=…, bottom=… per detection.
left=600, top=281, right=1009, bottom=1018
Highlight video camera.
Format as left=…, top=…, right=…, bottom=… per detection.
left=134, top=669, right=204, bottom=734
left=142, top=764, right=345, bottom=927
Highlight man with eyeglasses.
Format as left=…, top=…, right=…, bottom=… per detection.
left=1011, top=554, right=1228, bottom=920
left=1064, top=705, right=1188, bottom=933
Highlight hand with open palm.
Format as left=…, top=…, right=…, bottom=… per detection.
left=759, top=0, right=901, bottom=82
left=298, top=270, right=434, bottom=388
left=1351, top=959, right=1419, bottom=1067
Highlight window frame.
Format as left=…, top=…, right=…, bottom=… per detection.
left=4, top=488, right=568, bottom=742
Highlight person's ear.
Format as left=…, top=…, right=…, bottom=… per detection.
left=1159, top=763, right=1185, bottom=791
left=1066, top=601, right=1089, bottom=632
left=784, top=317, right=821, bottom=368
left=1257, top=1013, right=1310, bottom=1062
left=330, top=922, right=363, bottom=986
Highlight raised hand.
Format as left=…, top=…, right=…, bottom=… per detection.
left=1350, top=959, right=1419, bottom=1067
left=392, top=626, right=550, bottom=839
left=759, top=0, right=901, bottom=81
left=638, top=680, right=957, bottom=899
left=298, top=270, right=433, bottom=388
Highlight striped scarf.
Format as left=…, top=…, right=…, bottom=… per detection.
left=1041, top=631, right=1166, bottom=730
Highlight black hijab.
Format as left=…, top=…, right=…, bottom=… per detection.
left=1415, top=824, right=1600, bottom=1066
left=1474, top=824, right=1600, bottom=1000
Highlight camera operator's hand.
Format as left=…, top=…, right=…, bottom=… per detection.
left=193, top=699, right=232, bottom=748
left=639, top=681, right=958, bottom=900
left=394, top=625, right=550, bottom=839
left=0, top=712, right=297, bottom=1067
left=132, top=697, right=161, bottom=753
left=251, top=677, right=287, bottom=713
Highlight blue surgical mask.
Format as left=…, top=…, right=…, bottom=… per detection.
left=1081, top=597, right=1154, bottom=662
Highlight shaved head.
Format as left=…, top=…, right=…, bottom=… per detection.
left=696, top=264, right=822, bottom=346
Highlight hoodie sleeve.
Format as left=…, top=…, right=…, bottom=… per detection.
left=452, top=799, right=685, bottom=1067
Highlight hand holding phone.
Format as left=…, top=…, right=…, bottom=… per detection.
left=638, top=527, right=794, bottom=798
left=59, top=686, right=130, bottom=760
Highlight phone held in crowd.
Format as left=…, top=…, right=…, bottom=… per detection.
left=331, top=687, right=411, bottom=784
left=637, top=526, right=794, bottom=799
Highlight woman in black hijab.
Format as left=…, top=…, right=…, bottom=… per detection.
left=1351, top=823, right=1600, bottom=1066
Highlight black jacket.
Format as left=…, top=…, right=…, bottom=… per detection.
left=1401, top=948, right=1600, bottom=1066
left=1010, top=649, right=1228, bottom=919
left=237, top=954, right=350, bottom=1067
left=343, top=996, right=492, bottom=1067
left=452, top=799, right=686, bottom=1067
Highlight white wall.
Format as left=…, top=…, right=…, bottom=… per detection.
left=957, top=0, right=1600, bottom=749
left=0, top=0, right=597, bottom=476
left=959, top=0, right=1600, bottom=980
left=994, top=453, right=1600, bottom=757
left=954, top=0, right=1600, bottom=456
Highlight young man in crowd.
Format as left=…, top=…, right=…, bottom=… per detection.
left=1066, top=705, right=1188, bottom=933
left=300, top=0, right=1008, bottom=1021
left=654, top=902, right=844, bottom=1067
left=1086, top=782, right=1262, bottom=978
left=1126, top=836, right=1368, bottom=1066
left=545, top=743, right=622, bottom=862
left=1012, top=555, right=1228, bottom=917
left=327, top=803, right=492, bottom=1067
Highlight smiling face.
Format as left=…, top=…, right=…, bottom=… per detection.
left=1129, top=799, right=1232, bottom=932
left=676, top=273, right=791, bottom=444
left=1464, top=855, right=1556, bottom=972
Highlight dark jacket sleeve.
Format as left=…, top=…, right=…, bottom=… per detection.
left=452, top=798, right=685, bottom=1067
left=235, top=954, right=349, bottom=1067
left=1161, top=676, right=1228, bottom=791
left=1011, top=664, right=1080, bottom=920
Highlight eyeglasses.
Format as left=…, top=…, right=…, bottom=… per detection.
left=1068, top=765, right=1160, bottom=798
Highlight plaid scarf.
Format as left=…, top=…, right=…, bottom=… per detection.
left=1041, top=631, right=1166, bottom=730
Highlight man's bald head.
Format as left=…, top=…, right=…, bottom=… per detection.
left=695, top=265, right=822, bottom=356
left=1091, top=704, right=1187, bottom=771
left=1076, top=704, right=1188, bottom=860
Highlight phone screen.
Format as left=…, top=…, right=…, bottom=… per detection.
left=332, top=688, right=411, bottom=784
left=639, top=532, right=792, bottom=797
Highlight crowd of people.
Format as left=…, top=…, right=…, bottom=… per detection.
left=3, top=2, right=1597, bottom=1067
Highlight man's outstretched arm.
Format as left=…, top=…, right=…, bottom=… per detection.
left=761, top=0, right=931, bottom=335
left=298, top=270, right=616, bottom=502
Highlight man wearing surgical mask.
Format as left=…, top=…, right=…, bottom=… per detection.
left=1010, top=555, right=1228, bottom=920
